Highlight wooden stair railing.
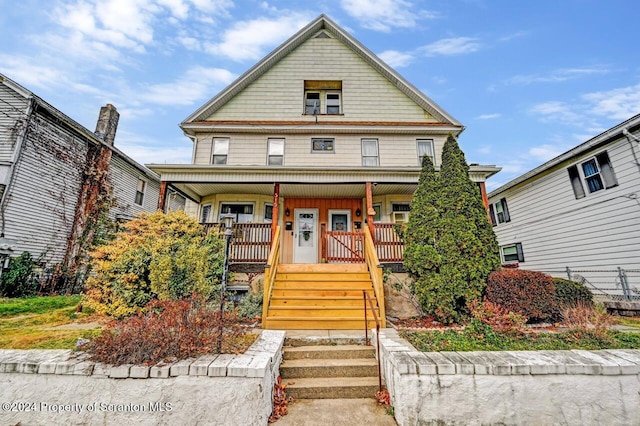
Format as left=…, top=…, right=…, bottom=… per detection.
left=261, top=226, right=281, bottom=328
left=363, top=226, right=386, bottom=328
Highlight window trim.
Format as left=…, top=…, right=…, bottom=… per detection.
left=211, top=137, right=229, bottom=165
left=417, top=139, right=435, bottom=166
left=311, top=138, right=335, bottom=153
left=264, top=203, right=274, bottom=223
left=267, top=138, right=285, bottom=166
left=134, top=178, right=146, bottom=206
left=361, top=138, right=379, bottom=166
left=501, top=243, right=524, bottom=264
left=200, top=203, right=212, bottom=223
left=489, top=198, right=510, bottom=226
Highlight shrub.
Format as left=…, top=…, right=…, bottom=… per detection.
left=0, top=252, right=39, bottom=298
left=404, top=135, right=501, bottom=324
left=85, top=297, right=255, bottom=365
left=554, top=277, right=593, bottom=309
left=486, top=269, right=557, bottom=323
left=468, top=298, right=527, bottom=334
left=562, top=302, right=614, bottom=340
left=83, top=211, right=225, bottom=317
left=237, top=291, right=263, bottom=319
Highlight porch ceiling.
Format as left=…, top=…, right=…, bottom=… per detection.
left=171, top=182, right=418, bottom=198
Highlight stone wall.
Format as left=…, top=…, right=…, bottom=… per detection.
left=0, top=330, right=284, bottom=426
left=376, top=328, right=640, bottom=426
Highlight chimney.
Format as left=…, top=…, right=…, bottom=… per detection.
left=94, top=104, right=119, bottom=146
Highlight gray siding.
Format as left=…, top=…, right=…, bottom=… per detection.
left=490, top=134, right=640, bottom=292
left=0, top=83, right=29, bottom=164
left=109, top=154, right=160, bottom=219
left=2, top=111, right=88, bottom=265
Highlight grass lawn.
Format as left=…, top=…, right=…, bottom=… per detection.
left=0, top=295, right=104, bottom=349
left=402, top=321, right=640, bottom=352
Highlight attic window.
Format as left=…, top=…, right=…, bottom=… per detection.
left=304, top=81, right=342, bottom=115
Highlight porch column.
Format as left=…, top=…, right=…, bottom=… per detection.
left=477, top=182, right=491, bottom=222
left=272, top=183, right=280, bottom=242
left=158, top=181, right=168, bottom=212
left=365, top=181, right=375, bottom=240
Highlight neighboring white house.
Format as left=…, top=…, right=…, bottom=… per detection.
left=489, top=114, right=640, bottom=299
left=0, top=73, right=186, bottom=283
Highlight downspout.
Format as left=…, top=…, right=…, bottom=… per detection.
left=0, top=97, right=36, bottom=238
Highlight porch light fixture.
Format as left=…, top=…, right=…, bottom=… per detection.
left=217, top=213, right=234, bottom=353
left=285, top=207, right=290, bottom=216
left=355, top=208, right=361, bottom=217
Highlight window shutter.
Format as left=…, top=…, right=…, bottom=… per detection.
left=500, top=198, right=510, bottom=222
left=489, top=204, right=497, bottom=226
left=596, top=152, right=618, bottom=188
left=516, top=243, right=525, bottom=262
left=567, top=166, right=585, bottom=199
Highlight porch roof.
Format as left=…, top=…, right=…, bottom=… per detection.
left=148, top=164, right=500, bottom=200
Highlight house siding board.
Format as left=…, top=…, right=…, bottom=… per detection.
left=490, top=136, right=640, bottom=282
left=0, top=84, right=28, bottom=163
left=2, top=113, right=87, bottom=265
left=109, top=155, right=160, bottom=219
left=206, top=36, right=430, bottom=123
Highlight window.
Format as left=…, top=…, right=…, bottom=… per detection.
left=135, top=179, right=146, bottom=205
left=303, top=80, right=342, bottom=115
left=501, top=243, right=524, bottom=263
left=201, top=204, right=212, bottom=223
left=264, top=203, right=273, bottom=223
left=372, top=203, right=381, bottom=222
left=567, top=151, right=617, bottom=199
left=267, top=139, right=284, bottom=165
left=362, top=139, right=379, bottom=166
left=489, top=198, right=510, bottom=226
left=417, top=139, right=435, bottom=165
left=219, top=203, right=254, bottom=223
left=212, top=138, right=229, bottom=165
left=392, top=203, right=410, bottom=224
left=311, top=138, right=334, bottom=153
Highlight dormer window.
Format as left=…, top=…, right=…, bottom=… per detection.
left=304, top=80, right=342, bottom=115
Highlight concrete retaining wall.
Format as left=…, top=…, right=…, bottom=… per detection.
left=0, top=330, right=285, bottom=426
left=376, top=328, right=640, bottom=426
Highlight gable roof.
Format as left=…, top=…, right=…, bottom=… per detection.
left=488, top=113, right=640, bottom=197
left=182, top=14, right=461, bottom=127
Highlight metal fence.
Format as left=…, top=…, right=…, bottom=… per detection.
left=538, top=267, right=640, bottom=301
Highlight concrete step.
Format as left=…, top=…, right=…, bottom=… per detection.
left=284, top=377, right=381, bottom=399
left=281, top=358, right=378, bottom=379
left=284, top=345, right=375, bottom=360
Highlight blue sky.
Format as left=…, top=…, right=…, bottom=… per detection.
left=1, top=0, right=639, bottom=189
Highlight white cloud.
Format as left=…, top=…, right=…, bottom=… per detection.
left=420, top=37, right=480, bottom=56
left=340, top=0, right=435, bottom=32
left=475, top=113, right=501, bottom=120
left=0, top=55, right=68, bottom=90
left=207, top=13, right=312, bottom=61
left=583, top=83, right=640, bottom=120
left=527, top=144, right=564, bottom=162
left=499, top=30, right=529, bottom=42
left=138, top=66, right=236, bottom=105
left=378, top=50, right=414, bottom=68
left=529, top=101, right=582, bottom=125
left=507, top=66, right=611, bottom=85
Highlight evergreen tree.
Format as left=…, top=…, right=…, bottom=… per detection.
left=404, top=134, right=501, bottom=323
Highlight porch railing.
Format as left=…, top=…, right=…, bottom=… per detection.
left=323, top=231, right=364, bottom=263
left=202, top=223, right=272, bottom=263
left=372, top=223, right=404, bottom=263
left=364, top=226, right=386, bottom=328
left=262, top=226, right=281, bottom=328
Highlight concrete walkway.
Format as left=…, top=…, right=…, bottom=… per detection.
left=274, top=398, right=397, bottom=425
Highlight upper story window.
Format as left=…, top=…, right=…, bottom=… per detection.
left=311, top=138, right=334, bottom=153
left=489, top=197, right=510, bottom=226
left=268, top=138, right=284, bottom=165
left=304, top=80, right=342, bottom=115
left=567, top=151, right=617, bottom=199
left=219, top=203, right=254, bottom=223
left=362, top=139, right=379, bottom=166
left=212, top=138, right=229, bottom=165
left=417, top=139, right=435, bottom=165
left=135, top=178, right=146, bottom=206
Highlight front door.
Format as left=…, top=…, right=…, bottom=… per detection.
left=293, top=208, right=318, bottom=263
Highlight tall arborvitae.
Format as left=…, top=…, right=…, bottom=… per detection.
left=404, top=134, right=501, bottom=323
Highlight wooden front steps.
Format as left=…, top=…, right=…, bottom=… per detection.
left=281, top=343, right=381, bottom=399
left=264, top=263, right=380, bottom=330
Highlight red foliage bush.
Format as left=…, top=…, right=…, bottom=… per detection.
left=86, top=297, right=256, bottom=366
left=468, top=298, right=527, bottom=334
left=485, top=269, right=558, bottom=323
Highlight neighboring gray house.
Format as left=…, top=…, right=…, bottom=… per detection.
left=489, top=114, right=640, bottom=298
left=0, top=73, right=183, bottom=284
